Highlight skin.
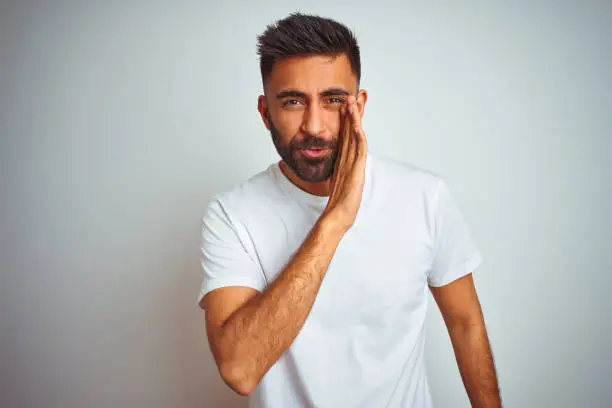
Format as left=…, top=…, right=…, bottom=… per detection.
left=202, top=53, right=501, bottom=406
left=258, top=54, right=368, bottom=196
left=431, top=274, right=502, bottom=407
left=203, top=53, right=367, bottom=396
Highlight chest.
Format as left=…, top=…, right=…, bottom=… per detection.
left=244, top=197, right=434, bottom=326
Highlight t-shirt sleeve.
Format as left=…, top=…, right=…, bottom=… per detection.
left=427, top=178, right=482, bottom=287
left=197, top=197, right=267, bottom=305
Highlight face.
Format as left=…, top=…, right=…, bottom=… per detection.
left=258, top=54, right=366, bottom=183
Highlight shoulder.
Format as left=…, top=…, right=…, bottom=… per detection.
left=369, top=152, right=443, bottom=199
left=203, top=164, right=282, bottom=221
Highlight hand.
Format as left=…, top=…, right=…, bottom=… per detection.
left=321, top=95, right=367, bottom=232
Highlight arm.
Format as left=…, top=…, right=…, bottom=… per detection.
left=203, top=217, right=345, bottom=396
left=203, top=95, right=367, bottom=396
left=430, top=273, right=502, bottom=408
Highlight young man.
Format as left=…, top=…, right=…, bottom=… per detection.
left=198, top=12, right=501, bottom=408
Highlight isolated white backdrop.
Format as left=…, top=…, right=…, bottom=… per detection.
left=1, top=1, right=611, bottom=407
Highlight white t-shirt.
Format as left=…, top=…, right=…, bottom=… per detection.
left=198, top=152, right=482, bottom=408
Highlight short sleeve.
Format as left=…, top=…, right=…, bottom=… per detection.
left=427, top=179, right=482, bottom=287
left=197, top=198, right=267, bottom=305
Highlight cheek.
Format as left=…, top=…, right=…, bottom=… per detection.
left=272, top=107, right=342, bottom=137
left=324, top=110, right=342, bottom=136
left=273, top=111, right=302, bottom=137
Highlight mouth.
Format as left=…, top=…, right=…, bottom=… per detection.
left=299, top=147, right=331, bottom=159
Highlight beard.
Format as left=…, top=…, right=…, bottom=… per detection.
left=268, top=114, right=339, bottom=182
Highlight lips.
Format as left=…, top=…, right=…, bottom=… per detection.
left=299, top=148, right=330, bottom=159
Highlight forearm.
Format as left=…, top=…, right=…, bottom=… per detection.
left=449, top=322, right=502, bottom=408
left=216, top=217, right=345, bottom=393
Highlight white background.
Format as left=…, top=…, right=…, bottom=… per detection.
left=1, top=1, right=610, bottom=407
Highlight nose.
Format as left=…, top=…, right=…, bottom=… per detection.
left=300, top=104, right=326, bottom=136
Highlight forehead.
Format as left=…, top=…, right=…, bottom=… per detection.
left=266, top=54, right=357, bottom=94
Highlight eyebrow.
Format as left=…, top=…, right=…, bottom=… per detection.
left=275, top=88, right=351, bottom=99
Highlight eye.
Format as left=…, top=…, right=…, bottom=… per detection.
left=282, top=99, right=303, bottom=107
left=327, top=96, right=345, bottom=104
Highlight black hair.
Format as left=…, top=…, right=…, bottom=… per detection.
left=256, top=12, right=361, bottom=87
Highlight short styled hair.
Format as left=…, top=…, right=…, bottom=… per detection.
left=256, top=12, right=361, bottom=88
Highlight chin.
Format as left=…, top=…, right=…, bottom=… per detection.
left=294, top=158, right=334, bottom=182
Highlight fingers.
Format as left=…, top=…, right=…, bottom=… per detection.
left=346, top=96, right=361, bottom=134
left=331, top=105, right=348, bottom=185
left=346, top=95, right=367, bottom=162
left=341, top=104, right=352, bottom=160
left=332, top=95, right=365, bottom=188
left=342, top=100, right=358, bottom=169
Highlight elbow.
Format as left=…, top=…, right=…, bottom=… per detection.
left=447, top=318, right=487, bottom=340
left=219, top=362, right=258, bottom=396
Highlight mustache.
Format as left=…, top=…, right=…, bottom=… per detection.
left=291, top=134, right=337, bottom=149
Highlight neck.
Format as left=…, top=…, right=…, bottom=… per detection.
left=278, top=161, right=331, bottom=197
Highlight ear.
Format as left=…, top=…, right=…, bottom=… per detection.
left=356, top=89, right=368, bottom=119
left=258, top=95, right=271, bottom=130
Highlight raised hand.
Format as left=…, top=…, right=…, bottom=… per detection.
left=321, top=95, right=368, bottom=232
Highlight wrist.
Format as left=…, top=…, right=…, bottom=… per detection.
left=316, top=214, right=348, bottom=240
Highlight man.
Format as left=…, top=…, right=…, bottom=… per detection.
left=198, top=12, right=501, bottom=408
